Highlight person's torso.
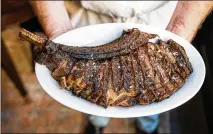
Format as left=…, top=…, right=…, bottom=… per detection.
left=80, top=1, right=178, bottom=29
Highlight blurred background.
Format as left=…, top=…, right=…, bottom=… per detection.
left=1, top=1, right=213, bottom=133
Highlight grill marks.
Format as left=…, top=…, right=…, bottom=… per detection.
left=158, top=40, right=185, bottom=93
left=152, top=51, right=176, bottom=97
left=67, top=61, right=87, bottom=95
left=158, top=40, right=187, bottom=79
left=87, top=62, right=105, bottom=103
left=111, top=58, right=123, bottom=93
left=32, top=29, right=192, bottom=108
left=167, top=39, right=193, bottom=74
left=42, top=40, right=191, bottom=107
left=146, top=42, right=184, bottom=100
left=79, top=61, right=98, bottom=99
left=66, top=40, right=191, bottom=107
left=147, top=43, right=168, bottom=100
left=137, top=46, right=157, bottom=100
left=131, top=53, right=144, bottom=94
left=120, top=56, right=133, bottom=92
left=97, top=61, right=110, bottom=107
left=132, top=51, right=155, bottom=104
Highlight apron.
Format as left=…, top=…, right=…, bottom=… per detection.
left=65, top=1, right=178, bottom=30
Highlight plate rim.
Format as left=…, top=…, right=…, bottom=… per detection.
left=35, top=23, right=206, bottom=118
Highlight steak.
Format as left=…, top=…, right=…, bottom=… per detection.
left=19, top=28, right=193, bottom=108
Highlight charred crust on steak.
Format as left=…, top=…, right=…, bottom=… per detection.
left=111, top=57, right=123, bottom=93
left=19, top=28, right=193, bottom=108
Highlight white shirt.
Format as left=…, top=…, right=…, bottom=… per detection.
left=80, top=1, right=178, bottom=29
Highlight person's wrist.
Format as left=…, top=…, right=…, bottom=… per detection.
left=29, top=1, right=72, bottom=39
left=167, top=24, right=197, bottom=43
left=166, top=1, right=213, bottom=42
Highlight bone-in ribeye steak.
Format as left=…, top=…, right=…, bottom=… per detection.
left=19, top=28, right=193, bottom=108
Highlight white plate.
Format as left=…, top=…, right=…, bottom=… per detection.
left=35, top=23, right=205, bottom=118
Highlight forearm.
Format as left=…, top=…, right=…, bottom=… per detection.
left=29, top=1, right=72, bottom=39
left=166, top=1, right=213, bottom=42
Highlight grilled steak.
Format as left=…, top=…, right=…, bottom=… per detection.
left=19, top=28, right=193, bottom=108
